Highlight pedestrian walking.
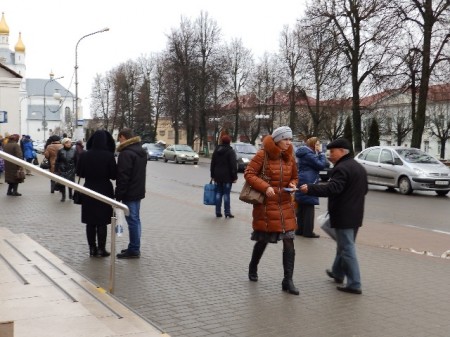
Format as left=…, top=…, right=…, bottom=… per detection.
left=294, top=137, right=327, bottom=238
left=3, top=134, right=24, bottom=196
left=22, top=135, right=35, bottom=176
left=55, top=138, right=76, bottom=202
left=245, top=126, right=300, bottom=295
left=300, top=138, right=368, bottom=295
left=44, top=135, right=63, bottom=193
left=210, top=134, right=238, bottom=218
left=115, top=128, right=147, bottom=259
left=76, top=130, right=117, bottom=257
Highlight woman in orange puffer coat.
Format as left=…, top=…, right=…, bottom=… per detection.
left=244, top=126, right=299, bottom=295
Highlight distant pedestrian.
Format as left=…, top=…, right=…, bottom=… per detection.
left=22, top=135, right=35, bottom=176
left=74, top=140, right=85, bottom=164
left=300, top=138, right=368, bottom=295
left=294, top=137, right=327, bottom=238
left=55, top=138, right=76, bottom=202
left=115, top=128, right=147, bottom=259
left=76, top=130, right=117, bottom=257
left=210, top=134, right=238, bottom=218
left=3, top=134, right=24, bottom=196
left=245, top=126, right=300, bottom=295
left=44, top=135, right=63, bottom=193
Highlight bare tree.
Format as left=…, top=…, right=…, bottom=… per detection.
left=223, top=38, right=253, bottom=142
left=279, top=25, right=304, bottom=131
left=428, top=102, right=450, bottom=159
left=307, top=0, right=399, bottom=152
left=396, top=0, right=450, bottom=148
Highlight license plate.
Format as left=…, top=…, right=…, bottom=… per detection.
left=435, top=180, right=449, bottom=186
left=320, top=171, right=327, bottom=175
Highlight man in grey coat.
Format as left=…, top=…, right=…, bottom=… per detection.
left=300, top=138, right=368, bottom=294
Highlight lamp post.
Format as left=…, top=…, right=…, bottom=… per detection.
left=43, top=73, right=64, bottom=141
left=74, top=27, right=110, bottom=140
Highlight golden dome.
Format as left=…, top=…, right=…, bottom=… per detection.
left=0, top=12, right=9, bottom=35
left=15, top=32, right=25, bottom=52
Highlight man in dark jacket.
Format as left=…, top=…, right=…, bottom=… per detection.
left=300, top=138, right=368, bottom=294
left=210, top=135, right=238, bottom=218
left=115, top=128, right=147, bottom=259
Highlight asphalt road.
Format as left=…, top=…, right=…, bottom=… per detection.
left=151, top=158, right=450, bottom=235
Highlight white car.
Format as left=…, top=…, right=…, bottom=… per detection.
left=163, top=144, right=199, bottom=165
left=355, top=146, right=450, bottom=196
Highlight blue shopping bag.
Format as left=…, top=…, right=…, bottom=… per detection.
left=203, top=181, right=216, bottom=205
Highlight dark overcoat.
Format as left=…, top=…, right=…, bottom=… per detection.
left=210, top=144, right=238, bottom=183
left=307, top=154, right=368, bottom=229
left=76, top=131, right=117, bottom=225
left=3, top=140, right=23, bottom=183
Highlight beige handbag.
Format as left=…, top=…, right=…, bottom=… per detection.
left=239, top=152, right=268, bottom=204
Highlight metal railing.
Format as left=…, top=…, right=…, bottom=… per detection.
left=0, top=151, right=128, bottom=294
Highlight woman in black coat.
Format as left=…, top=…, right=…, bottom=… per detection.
left=210, top=135, right=237, bottom=218
left=76, top=130, right=117, bottom=257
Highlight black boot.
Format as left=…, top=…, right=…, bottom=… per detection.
left=60, top=188, right=66, bottom=202
left=51, top=180, right=55, bottom=193
left=248, top=241, right=267, bottom=282
left=68, top=188, right=73, bottom=200
left=86, top=225, right=98, bottom=257
left=282, top=249, right=299, bottom=295
left=97, top=224, right=110, bottom=257
left=7, top=184, right=13, bottom=195
left=11, top=184, right=21, bottom=196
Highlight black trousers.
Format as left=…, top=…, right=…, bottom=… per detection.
left=296, top=204, right=315, bottom=236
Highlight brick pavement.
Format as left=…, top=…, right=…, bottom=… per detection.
left=1, top=161, right=450, bottom=337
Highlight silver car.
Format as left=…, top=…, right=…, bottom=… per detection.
left=355, top=146, right=450, bottom=196
left=163, top=144, right=199, bottom=165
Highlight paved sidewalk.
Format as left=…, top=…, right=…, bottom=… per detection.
left=1, top=162, right=450, bottom=337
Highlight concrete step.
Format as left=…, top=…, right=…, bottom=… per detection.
left=0, top=229, right=168, bottom=337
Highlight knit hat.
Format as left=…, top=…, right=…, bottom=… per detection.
left=62, top=138, right=72, bottom=145
left=272, top=126, right=292, bottom=143
left=327, top=138, right=352, bottom=150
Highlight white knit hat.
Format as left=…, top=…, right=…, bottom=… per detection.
left=272, top=126, right=293, bottom=143
left=62, top=138, right=72, bottom=145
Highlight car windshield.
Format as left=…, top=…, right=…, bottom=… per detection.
left=235, top=144, right=257, bottom=154
left=174, top=145, right=194, bottom=152
left=145, top=144, right=163, bottom=150
left=396, top=149, right=440, bottom=164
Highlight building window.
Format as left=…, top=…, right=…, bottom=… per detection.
left=159, top=130, right=165, bottom=136
left=168, top=130, right=174, bottom=139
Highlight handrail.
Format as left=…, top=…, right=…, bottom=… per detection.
left=0, top=150, right=127, bottom=293
left=0, top=151, right=128, bottom=215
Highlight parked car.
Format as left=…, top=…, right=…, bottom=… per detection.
left=142, top=143, right=164, bottom=161
left=355, top=146, right=450, bottom=196
left=319, top=157, right=333, bottom=181
left=33, top=140, right=45, bottom=154
left=230, top=142, right=258, bottom=172
left=163, top=144, right=199, bottom=165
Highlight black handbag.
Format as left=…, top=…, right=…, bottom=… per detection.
left=40, top=158, right=50, bottom=170
left=73, top=177, right=82, bottom=205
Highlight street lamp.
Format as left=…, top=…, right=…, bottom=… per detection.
left=43, top=73, right=64, bottom=141
left=74, top=27, right=110, bottom=140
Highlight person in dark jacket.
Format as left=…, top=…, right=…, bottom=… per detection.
left=55, top=138, right=77, bottom=201
left=210, top=135, right=238, bottom=218
left=76, top=130, right=117, bottom=257
left=3, top=134, right=24, bottom=196
left=294, top=137, right=327, bottom=238
left=115, top=128, right=147, bottom=259
left=300, top=138, right=368, bottom=294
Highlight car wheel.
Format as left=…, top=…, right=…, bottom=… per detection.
left=164, top=156, right=168, bottom=163
left=436, top=190, right=449, bottom=196
left=398, top=177, right=413, bottom=195
left=175, top=156, right=179, bottom=164
left=194, top=162, right=198, bottom=165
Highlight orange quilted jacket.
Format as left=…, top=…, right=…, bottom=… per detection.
left=244, top=136, right=298, bottom=233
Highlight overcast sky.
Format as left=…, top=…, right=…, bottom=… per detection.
left=3, top=0, right=306, bottom=117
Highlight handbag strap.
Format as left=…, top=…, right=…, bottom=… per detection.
left=259, top=151, right=269, bottom=181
